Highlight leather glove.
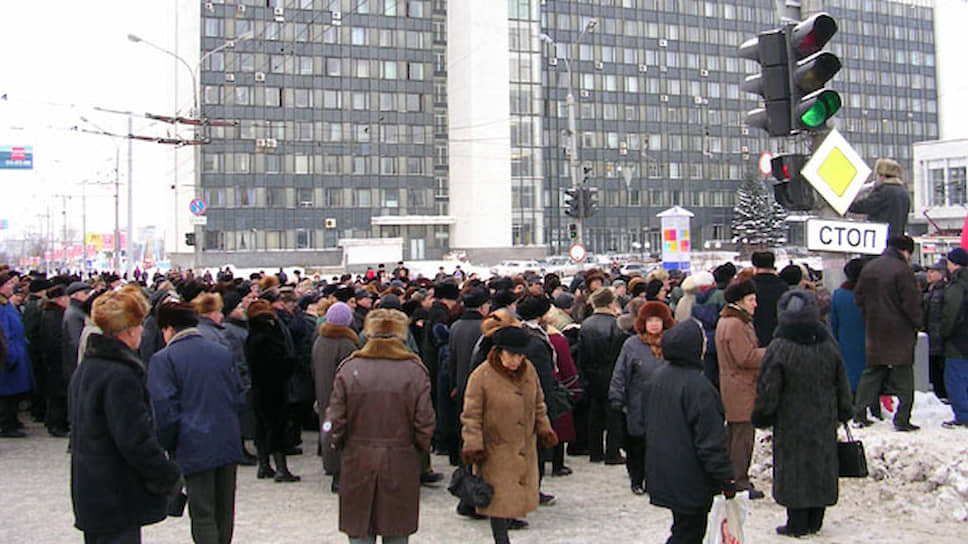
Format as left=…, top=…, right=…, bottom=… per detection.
left=538, top=428, right=559, bottom=448
left=722, top=479, right=737, bottom=499
left=461, top=449, right=486, bottom=466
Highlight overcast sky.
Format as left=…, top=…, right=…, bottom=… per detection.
left=1, top=0, right=965, bottom=243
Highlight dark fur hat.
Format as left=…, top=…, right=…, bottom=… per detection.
left=777, top=289, right=820, bottom=326
left=434, top=281, right=459, bottom=301
left=635, top=301, right=674, bottom=334
left=516, top=294, right=551, bottom=321
left=713, top=262, right=737, bottom=286
left=363, top=308, right=409, bottom=341
left=724, top=279, right=756, bottom=303
left=751, top=251, right=775, bottom=270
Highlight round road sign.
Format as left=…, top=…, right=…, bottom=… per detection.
left=758, top=151, right=774, bottom=176
left=569, top=243, right=587, bottom=263
left=189, top=198, right=208, bottom=216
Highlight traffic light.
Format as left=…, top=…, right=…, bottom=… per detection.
left=739, top=28, right=791, bottom=137
left=568, top=223, right=578, bottom=240
left=564, top=188, right=583, bottom=218
left=787, top=13, right=841, bottom=131
left=185, top=232, right=196, bottom=246
left=582, top=187, right=599, bottom=218
left=771, top=153, right=816, bottom=211
left=582, top=165, right=593, bottom=184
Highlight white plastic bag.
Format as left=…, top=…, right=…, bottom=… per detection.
left=705, top=493, right=748, bottom=544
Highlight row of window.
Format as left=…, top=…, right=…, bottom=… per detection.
left=927, top=166, right=968, bottom=208
left=203, top=153, right=432, bottom=175
left=202, top=186, right=434, bottom=209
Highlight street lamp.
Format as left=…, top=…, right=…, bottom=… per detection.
left=79, top=117, right=122, bottom=273
left=540, top=18, right=598, bottom=252
left=128, top=30, right=253, bottom=271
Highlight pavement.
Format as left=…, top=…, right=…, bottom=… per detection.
left=0, top=422, right=962, bottom=543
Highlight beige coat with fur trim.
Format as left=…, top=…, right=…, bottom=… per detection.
left=461, top=356, right=554, bottom=519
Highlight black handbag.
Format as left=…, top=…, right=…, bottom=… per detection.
left=167, top=489, right=188, bottom=517
left=837, top=423, right=869, bottom=478
left=448, top=465, right=494, bottom=508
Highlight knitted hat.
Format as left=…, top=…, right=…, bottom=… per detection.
left=724, top=279, right=756, bottom=303
left=779, top=264, right=804, bottom=286
left=516, top=294, right=551, bottom=321
left=777, top=289, right=820, bottom=326
left=157, top=300, right=199, bottom=331
left=325, top=302, right=354, bottom=327
left=947, top=247, right=968, bottom=266
left=635, top=301, right=675, bottom=334
left=590, top=287, right=615, bottom=308
left=492, top=326, right=530, bottom=354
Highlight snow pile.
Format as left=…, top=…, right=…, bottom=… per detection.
left=750, top=392, right=968, bottom=523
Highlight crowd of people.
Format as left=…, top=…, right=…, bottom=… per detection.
left=0, top=228, right=964, bottom=543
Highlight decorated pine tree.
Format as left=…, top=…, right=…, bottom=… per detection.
left=731, top=173, right=788, bottom=256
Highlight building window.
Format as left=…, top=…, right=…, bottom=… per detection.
left=266, top=187, right=285, bottom=207
left=383, top=189, right=399, bottom=208
left=931, top=168, right=946, bottom=206
left=381, top=157, right=398, bottom=175
left=353, top=156, right=367, bottom=174
left=406, top=157, right=424, bottom=175
left=354, top=189, right=372, bottom=207
left=951, top=167, right=967, bottom=206
left=204, top=18, right=221, bottom=37
left=296, top=229, right=312, bottom=249
left=298, top=188, right=314, bottom=208
left=235, top=86, right=251, bottom=105
left=265, top=231, right=285, bottom=250
left=203, top=154, right=220, bottom=173
left=236, top=187, right=255, bottom=207
left=408, top=62, right=424, bottom=80
left=326, top=188, right=343, bottom=207
left=381, top=61, right=398, bottom=79
left=265, top=154, right=281, bottom=174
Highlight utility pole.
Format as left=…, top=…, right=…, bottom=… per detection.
left=127, top=113, right=134, bottom=278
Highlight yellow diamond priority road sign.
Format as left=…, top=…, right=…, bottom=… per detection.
left=800, top=128, right=871, bottom=215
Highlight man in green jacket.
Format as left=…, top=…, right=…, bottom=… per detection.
left=940, top=248, right=968, bottom=428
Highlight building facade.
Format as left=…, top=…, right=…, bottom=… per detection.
left=186, top=0, right=938, bottom=264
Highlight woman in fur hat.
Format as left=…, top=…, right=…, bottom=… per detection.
left=609, top=301, right=675, bottom=495
left=752, top=290, right=853, bottom=537
left=244, top=299, right=300, bottom=482
left=461, top=326, right=558, bottom=544
left=325, top=309, right=435, bottom=543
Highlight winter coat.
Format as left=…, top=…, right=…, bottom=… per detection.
left=923, top=280, right=947, bottom=356
left=751, top=322, right=853, bottom=509
left=196, top=316, right=233, bottom=352
left=325, top=338, right=434, bottom=538
left=0, top=296, right=32, bottom=396
left=578, top=310, right=627, bottom=399
left=941, top=267, right=968, bottom=358
left=22, top=295, right=43, bottom=380
left=548, top=330, right=578, bottom=442
left=609, top=334, right=664, bottom=436
left=245, top=314, right=296, bottom=451
left=520, top=321, right=560, bottom=416
left=147, top=330, right=245, bottom=476
left=448, top=309, right=484, bottom=404
left=280, top=308, right=315, bottom=405
left=68, top=333, right=182, bottom=534
left=222, top=317, right=251, bottom=388
left=675, top=293, right=696, bottom=323
left=39, top=303, right=67, bottom=394
left=752, top=272, right=789, bottom=348
left=830, top=287, right=867, bottom=392
left=854, top=248, right=922, bottom=366
left=351, top=305, right=368, bottom=334
left=691, top=287, right=725, bottom=355
left=63, top=299, right=87, bottom=369
left=138, top=315, right=165, bottom=369
left=715, top=305, right=765, bottom=423
left=644, top=321, right=733, bottom=513
left=848, top=177, right=910, bottom=236
left=312, top=323, right=360, bottom=474
left=420, top=300, right=452, bottom=379
left=461, top=354, right=554, bottom=519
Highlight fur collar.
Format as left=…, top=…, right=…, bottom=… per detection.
left=84, top=333, right=145, bottom=373
left=720, top=303, right=752, bottom=323
left=168, top=327, right=201, bottom=345
left=350, top=337, right=417, bottom=361
left=486, top=351, right=527, bottom=382
left=319, top=323, right=361, bottom=346
left=773, top=322, right=830, bottom=345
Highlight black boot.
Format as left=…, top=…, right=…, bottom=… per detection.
left=272, top=452, right=300, bottom=482
left=256, top=454, right=275, bottom=479
left=331, top=473, right=340, bottom=493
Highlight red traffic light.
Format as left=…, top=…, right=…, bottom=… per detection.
left=789, top=13, right=838, bottom=59
left=770, top=154, right=806, bottom=181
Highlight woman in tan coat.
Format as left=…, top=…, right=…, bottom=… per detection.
left=325, top=309, right=435, bottom=544
left=461, top=326, right=558, bottom=544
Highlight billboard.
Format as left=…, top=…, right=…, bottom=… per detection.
left=0, top=145, right=33, bottom=169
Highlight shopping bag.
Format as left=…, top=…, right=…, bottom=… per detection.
left=705, top=494, right=746, bottom=544
left=837, top=423, right=869, bottom=478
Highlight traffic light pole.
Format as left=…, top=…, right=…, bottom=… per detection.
left=567, top=89, right=583, bottom=249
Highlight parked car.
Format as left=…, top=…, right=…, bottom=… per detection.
left=489, top=260, right=542, bottom=277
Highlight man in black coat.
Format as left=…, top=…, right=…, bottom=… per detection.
left=848, top=158, right=910, bottom=237
left=63, top=282, right=93, bottom=371
left=22, top=278, right=49, bottom=422
left=40, top=286, right=70, bottom=437
left=448, top=287, right=489, bottom=423
left=644, top=319, right=735, bottom=544
left=750, top=251, right=789, bottom=348
left=578, top=287, right=627, bottom=464
left=853, top=235, right=923, bottom=431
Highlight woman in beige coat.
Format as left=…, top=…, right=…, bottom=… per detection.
left=461, top=326, right=558, bottom=544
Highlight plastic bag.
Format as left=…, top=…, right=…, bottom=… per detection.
left=705, top=493, right=747, bottom=544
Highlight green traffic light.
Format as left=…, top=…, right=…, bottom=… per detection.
left=799, top=89, right=841, bottom=128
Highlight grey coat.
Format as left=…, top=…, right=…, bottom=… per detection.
left=752, top=322, right=853, bottom=509
left=848, top=178, right=910, bottom=236
left=312, top=323, right=359, bottom=475
left=62, top=299, right=87, bottom=370
left=608, top=335, right=663, bottom=436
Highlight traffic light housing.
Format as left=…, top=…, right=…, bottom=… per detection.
left=787, top=13, right=841, bottom=131
left=185, top=232, right=196, bottom=246
left=582, top=165, right=592, bottom=184
left=582, top=187, right=599, bottom=218
left=739, top=29, right=792, bottom=137
left=568, top=223, right=578, bottom=240
left=771, top=153, right=816, bottom=211
left=564, top=188, right=583, bottom=218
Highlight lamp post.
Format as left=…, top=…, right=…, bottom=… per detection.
left=128, top=31, right=253, bottom=272
left=79, top=117, right=123, bottom=272
left=541, top=19, right=598, bottom=251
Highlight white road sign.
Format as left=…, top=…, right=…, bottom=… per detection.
left=189, top=215, right=208, bottom=226
left=800, top=129, right=872, bottom=215
left=806, top=218, right=888, bottom=255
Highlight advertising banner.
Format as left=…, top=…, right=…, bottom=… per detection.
left=0, top=146, right=33, bottom=169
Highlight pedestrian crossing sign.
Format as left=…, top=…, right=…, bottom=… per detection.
left=800, top=128, right=872, bottom=216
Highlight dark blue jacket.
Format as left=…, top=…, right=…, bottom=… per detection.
left=147, top=329, right=245, bottom=476
left=0, top=297, right=32, bottom=396
left=830, top=287, right=867, bottom=392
